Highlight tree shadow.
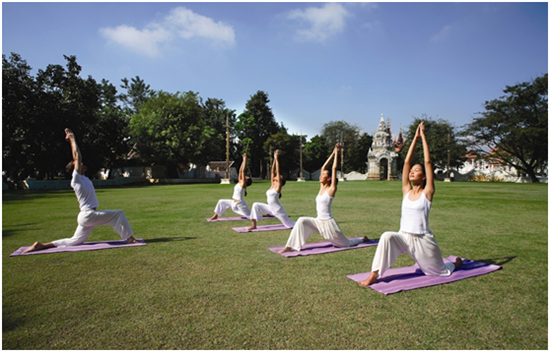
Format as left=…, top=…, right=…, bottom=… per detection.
left=2, top=189, right=73, bottom=203
left=2, top=223, right=41, bottom=238
left=144, top=237, right=196, bottom=243
left=473, top=256, right=516, bottom=266
left=2, top=309, right=28, bottom=334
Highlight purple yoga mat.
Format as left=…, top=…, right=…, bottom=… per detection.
left=10, top=239, right=146, bottom=257
left=233, top=224, right=291, bottom=232
left=206, top=216, right=249, bottom=222
left=268, top=238, right=378, bottom=257
left=347, top=256, right=502, bottom=295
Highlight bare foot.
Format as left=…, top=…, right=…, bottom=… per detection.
left=454, top=257, right=463, bottom=271
left=126, top=236, right=140, bottom=244
left=246, top=225, right=257, bottom=232
left=22, top=242, right=48, bottom=253
left=277, top=246, right=295, bottom=254
left=358, top=271, right=378, bottom=287
left=210, top=214, right=218, bottom=220
left=362, top=236, right=369, bottom=243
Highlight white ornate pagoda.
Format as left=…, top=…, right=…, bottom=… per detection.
left=367, top=114, right=399, bottom=180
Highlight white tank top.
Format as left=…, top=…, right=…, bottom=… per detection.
left=316, top=192, right=333, bottom=220
left=71, top=170, right=99, bottom=211
left=266, top=188, right=283, bottom=213
left=399, top=191, right=431, bottom=234
left=232, top=183, right=245, bottom=201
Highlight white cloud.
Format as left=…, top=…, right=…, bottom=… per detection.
left=287, top=3, right=352, bottom=42
left=165, top=7, right=235, bottom=45
left=99, top=6, right=235, bottom=57
left=99, top=24, right=172, bottom=58
left=431, top=25, right=452, bottom=43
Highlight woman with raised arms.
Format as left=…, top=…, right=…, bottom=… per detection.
left=359, top=122, right=462, bottom=287
left=210, top=153, right=252, bottom=220
left=278, top=143, right=368, bottom=253
left=246, top=149, right=294, bottom=231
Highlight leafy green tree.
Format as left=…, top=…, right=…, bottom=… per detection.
left=35, top=55, right=123, bottom=178
left=203, top=98, right=239, bottom=162
left=462, top=74, right=548, bottom=183
left=3, top=53, right=125, bottom=181
left=303, top=135, right=329, bottom=172
left=2, top=53, right=38, bottom=181
left=235, top=91, right=281, bottom=177
left=401, top=115, right=467, bottom=174
left=119, top=76, right=155, bottom=115
left=127, top=91, right=221, bottom=177
left=263, top=132, right=303, bottom=176
left=353, top=132, right=373, bottom=174
left=320, top=120, right=372, bottom=173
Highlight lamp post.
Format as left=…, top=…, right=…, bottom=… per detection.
left=339, top=132, right=345, bottom=181
left=298, top=131, right=305, bottom=182
left=221, top=111, right=231, bottom=184
left=444, top=131, right=452, bottom=182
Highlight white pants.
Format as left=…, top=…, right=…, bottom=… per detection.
left=214, top=199, right=251, bottom=217
left=53, top=209, right=134, bottom=247
left=372, top=231, right=455, bottom=277
left=284, top=217, right=363, bottom=251
left=250, top=202, right=295, bottom=228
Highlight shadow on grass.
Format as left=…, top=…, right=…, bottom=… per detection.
left=2, top=189, right=74, bottom=203
left=2, top=307, right=29, bottom=334
left=145, top=237, right=196, bottom=243
left=474, top=256, right=516, bottom=266
left=2, top=223, right=41, bottom=238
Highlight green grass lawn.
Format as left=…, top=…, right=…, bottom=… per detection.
left=3, top=180, right=548, bottom=349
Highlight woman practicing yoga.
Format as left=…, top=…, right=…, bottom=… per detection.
left=246, top=149, right=294, bottom=231
left=23, top=128, right=138, bottom=253
left=278, top=143, right=368, bottom=253
left=210, top=153, right=252, bottom=220
left=359, top=122, right=462, bottom=287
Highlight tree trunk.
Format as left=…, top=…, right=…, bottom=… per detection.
left=528, top=170, right=540, bottom=183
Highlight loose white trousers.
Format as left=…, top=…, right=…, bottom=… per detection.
left=214, top=199, right=251, bottom=218
left=284, top=217, right=363, bottom=251
left=250, top=202, right=295, bottom=228
left=372, top=231, right=455, bottom=277
left=53, top=209, right=134, bottom=247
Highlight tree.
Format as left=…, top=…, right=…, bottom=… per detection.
left=462, top=74, right=548, bottom=183
left=303, top=135, right=329, bottom=172
left=401, top=115, right=467, bottom=174
left=354, top=132, right=373, bottom=174
left=2, top=53, right=38, bottom=181
left=119, top=76, right=155, bottom=115
left=127, top=91, right=221, bottom=177
left=263, top=132, right=303, bottom=176
left=3, top=53, right=126, bottom=181
left=235, top=91, right=281, bottom=177
left=203, top=98, right=238, bottom=162
left=320, top=120, right=372, bottom=173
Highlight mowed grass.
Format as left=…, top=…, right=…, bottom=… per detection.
left=2, top=180, right=547, bottom=349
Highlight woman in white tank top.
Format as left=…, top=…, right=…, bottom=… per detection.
left=359, top=122, right=463, bottom=287
left=278, top=143, right=369, bottom=253
left=246, top=150, right=295, bottom=231
left=210, top=153, right=252, bottom=220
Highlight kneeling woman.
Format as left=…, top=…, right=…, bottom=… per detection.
left=247, top=149, right=294, bottom=231
left=210, top=153, right=252, bottom=220
left=359, top=122, right=462, bottom=287
left=278, top=143, right=368, bottom=253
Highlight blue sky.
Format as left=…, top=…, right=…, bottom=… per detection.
left=2, top=2, right=548, bottom=140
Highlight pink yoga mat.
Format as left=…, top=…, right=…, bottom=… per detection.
left=206, top=216, right=249, bottom=222
left=347, top=256, right=502, bottom=295
left=10, top=239, right=146, bottom=257
left=268, top=238, right=378, bottom=257
left=233, top=224, right=291, bottom=232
